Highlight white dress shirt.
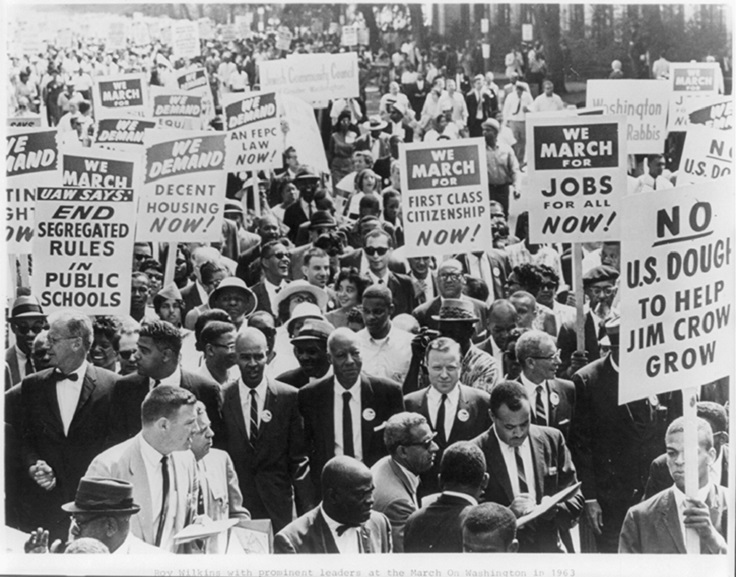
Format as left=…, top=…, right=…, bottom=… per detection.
left=356, top=324, right=413, bottom=384
left=14, top=345, right=30, bottom=381
left=195, top=280, right=209, bottom=308
left=263, top=278, right=287, bottom=316
left=150, top=366, right=182, bottom=391
left=427, top=384, right=460, bottom=440
left=366, top=269, right=390, bottom=285
left=334, top=377, right=363, bottom=461
left=140, top=435, right=175, bottom=551
left=494, top=427, right=537, bottom=502
left=442, top=491, right=477, bottom=506
left=520, top=373, right=549, bottom=425
left=238, top=377, right=268, bottom=438
left=321, top=505, right=360, bottom=553
left=57, top=361, right=87, bottom=436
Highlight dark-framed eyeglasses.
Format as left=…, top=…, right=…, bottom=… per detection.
left=532, top=351, right=561, bottom=361
left=364, top=246, right=389, bottom=257
left=13, top=323, right=45, bottom=335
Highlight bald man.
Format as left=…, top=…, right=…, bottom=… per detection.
left=274, top=456, right=392, bottom=553
left=221, top=328, right=314, bottom=532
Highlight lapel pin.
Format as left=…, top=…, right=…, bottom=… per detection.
left=550, top=392, right=560, bottom=407
left=457, top=409, right=470, bottom=422
left=363, top=408, right=375, bottom=421
left=261, top=410, right=272, bottom=423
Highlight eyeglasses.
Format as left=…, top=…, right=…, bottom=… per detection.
left=590, top=286, right=615, bottom=296
left=405, top=432, right=437, bottom=449
left=13, top=323, right=45, bottom=335
left=364, top=246, right=389, bottom=257
left=48, top=335, right=77, bottom=346
left=438, top=272, right=462, bottom=281
left=540, top=282, right=558, bottom=290
left=70, top=515, right=103, bottom=529
left=269, top=252, right=290, bottom=260
left=118, top=350, right=136, bottom=360
left=532, top=351, right=561, bottom=361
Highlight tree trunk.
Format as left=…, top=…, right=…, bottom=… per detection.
left=356, top=5, right=381, bottom=53
left=534, top=4, right=566, bottom=94
left=408, top=4, right=426, bottom=50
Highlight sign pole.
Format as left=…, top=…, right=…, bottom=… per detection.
left=572, top=243, right=585, bottom=352
left=163, top=242, right=177, bottom=286
left=683, top=386, right=701, bottom=554
left=18, top=254, right=30, bottom=289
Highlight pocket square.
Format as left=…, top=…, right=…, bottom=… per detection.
left=547, top=466, right=558, bottom=475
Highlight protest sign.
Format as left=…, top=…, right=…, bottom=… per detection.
left=198, top=17, right=215, bottom=40
left=7, top=117, right=42, bottom=128
left=235, top=15, right=252, bottom=40
left=31, top=148, right=137, bottom=315
left=6, top=129, right=59, bottom=254
left=688, top=96, right=733, bottom=130
left=139, top=129, right=227, bottom=243
left=619, top=178, right=734, bottom=403
left=150, top=86, right=204, bottom=130
left=171, top=19, right=200, bottom=60
left=95, top=117, right=156, bottom=153
left=586, top=80, right=668, bottom=154
left=678, top=125, right=732, bottom=185
left=522, top=23, right=533, bottom=42
left=224, top=91, right=283, bottom=172
left=220, top=23, right=237, bottom=42
left=93, top=73, right=148, bottom=120
left=107, top=20, right=127, bottom=51
left=175, top=67, right=216, bottom=121
left=258, top=53, right=359, bottom=104
left=667, top=62, right=724, bottom=132
left=357, top=25, right=370, bottom=47
left=341, top=26, right=358, bottom=47
left=526, top=114, right=627, bottom=244
left=399, top=139, right=491, bottom=258
left=276, top=27, right=293, bottom=51
left=280, top=94, right=329, bottom=173
left=131, top=19, right=151, bottom=46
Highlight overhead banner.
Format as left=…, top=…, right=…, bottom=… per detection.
left=32, top=147, right=137, bottom=315
left=139, top=130, right=227, bottom=242
left=619, top=179, right=734, bottom=403
left=280, top=94, right=329, bottom=173
left=258, top=52, right=359, bottom=104
left=7, top=129, right=59, bottom=254
left=93, top=73, right=148, bottom=120
left=526, top=114, right=627, bottom=244
left=150, top=86, right=204, bottom=130
left=95, top=117, right=156, bottom=153
left=678, top=124, right=732, bottom=186
left=224, top=91, right=283, bottom=172
left=586, top=79, right=668, bottom=154
left=688, top=96, right=733, bottom=131
left=399, top=138, right=491, bottom=258
left=667, top=62, right=724, bottom=132
left=171, top=19, right=201, bottom=60
left=175, top=67, right=216, bottom=121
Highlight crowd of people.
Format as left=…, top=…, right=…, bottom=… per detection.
left=5, top=11, right=730, bottom=558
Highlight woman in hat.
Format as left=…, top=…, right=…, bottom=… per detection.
left=327, top=110, right=358, bottom=190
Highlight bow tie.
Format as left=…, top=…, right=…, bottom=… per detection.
left=336, top=523, right=360, bottom=536
left=52, top=370, right=79, bottom=382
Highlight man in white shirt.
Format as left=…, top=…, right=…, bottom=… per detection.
left=634, top=153, right=674, bottom=193
left=531, top=80, right=565, bottom=113
left=502, top=82, right=533, bottom=166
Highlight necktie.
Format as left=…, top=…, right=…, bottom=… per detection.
left=436, top=394, right=447, bottom=445
left=25, top=356, right=34, bottom=377
left=535, top=385, right=547, bottom=426
left=197, top=478, right=205, bottom=515
left=476, top=92, right=483, bottom=119
left=343, top=391, right=354, bottom=458
left=52, top=369, right=78, bottom=382
left=514, top=447, right=528, bottom=494
left=652, top=178, right=657, bottom=191
left=249, top=389, right=259, bottom=448
left=155, top=455, right=170, bottom=547
left=514, top=96, right=522, bottom=115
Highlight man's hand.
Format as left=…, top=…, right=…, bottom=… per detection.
left=24, top=528, right=64, bottom=554
left=569, top=351, right=589, bottom=374
left=509, top=494, right=536, bottom=518
left=584, top=500, right=604, bottom=535
left=29, top=460, right=56, bottom=491
left=683, top=498, right=727, bottom=553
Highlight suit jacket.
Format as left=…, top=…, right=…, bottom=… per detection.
left=530, top=377, right=576, bottom=441
left=5, top=346, right=23, bottom=389
left=556, top=311, right=600, bottom=378
left=644, top=447, right=729, bottom=500
left=222, top=377, right=313, bottom=533
left=404, top=384, right=491, bottom=497
left=274, top=506, right=392, bottom=554
left=250, top=281, right=274, bottom=316
left=472, top=424, right=584, bottom=553
left=370, top=455, right=417, bottom=552
left=619, top=484, right=728, bottom=554
left=86, top=434, right=198, bottom=552
left=283, top=203, right=310, bottom=245
left=199, top=448, right=251, bottom=554
left=235, top=243, right=266, bottom=286
left=412, top=295, right=488, bottom=340
left=403, top=492, right=473, bottom=553
left=465, top=90, right=497, bottom=136
left=355, top=132, right=391, bottom=158
left=455, top=249, right=510, bottom=303
left=276, top=367, right=311, bottom=390
left=298, top=373, right=405, bottom=494
left=180, top=282, right=203, bottom=320
left=386, top=271, right=418, bottom=317
left=107, top=370, right=224, bottom=448
left=18, top=364, right=118, bottom=540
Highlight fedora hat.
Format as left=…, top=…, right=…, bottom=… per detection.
left=62, top=477, right=140, bottom=515
left=10, top=295, right=45, bottom=320
left=431, top=298, right=479, bottom=323
left=308, top=211, right=337, bottom=231
left=290, top=318, right=335, bottom=343
left=364, top=115, right=388, bottom=132
left=208, top=277, right=258, bottom=316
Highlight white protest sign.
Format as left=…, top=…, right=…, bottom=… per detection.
left=276, top=27, right=293, bottom=51
left=522, top=24, right=533, bottom=42
left=235, top=15, right=252, bottom=40
left=258, top=53, right=359, bottom=104
left=93, top=73, right=148, bottom=120
left=619, top=179, right=734, bottom=403
left=688, top=97, right=732, bottom=131
left=7, top=117, right=42, bottom=128
left=586, top=80, right=668, bottom=154
left=32, top=148, right=137, bottom=315
left=6, top=129, right=59, bottom=254
left=526, top=114, right=627, bottom=244
left=198, top=18, right=215, bottom=40
left=357, top=26, right=370, bottom=47
left=107, top=20, right=128, bottom=51
left=139, top=130, right=227, bottom=242
left=95, top=116, right=156, bottom=153
left=171, top=19, right=200, bottom=60
left=224, top=91, right=283, bottom=171
left=150, top=86, right=204, bottom=130
left=280, top=94, right=329, bottom=173
left=131, top=20, right=151, bottom=46
left=175, top=67, right=216, bottom=122
left=678, top=125, right=732, bottom=186
left=668, top=62, right=724, bottom=132
left=220, top=23, right=237, bottom=42
left=341, top=25, right=358, bottom=47
left=399, top=138, right=491, bottom=258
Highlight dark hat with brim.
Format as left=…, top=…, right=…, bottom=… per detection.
left=431, top=298, right=479, bottom=323
left=62, top=477, right=140, bottom=515
left=309, top=210, right=337, bottom=230
left=10, top=295, right=45, bottom=320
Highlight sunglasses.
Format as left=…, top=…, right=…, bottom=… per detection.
left=118, top=350, right=135, bottom=360
left=540, top=282, right=558, bottom=290
left=364, top=246, right=389, bottom=257
left=13, top=323, right=45, bottom=335
left=269, top=252, right=290, bottom=260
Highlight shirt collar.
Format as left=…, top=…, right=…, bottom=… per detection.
left=320, top=505, right=358, bottom=533
left=140, top=432, right=167, bottom=464
left=493, top=425, right=529, bottom=453
left=152, top=365, right=181, bottom=389
left=520, top=372, right=544, bottom=393
left=239, top=376, right=268, bottom=398
left=308, top=366, right=333, bottom=385
left=367, top=269, right=389, bottom=283
left=65, top=360, right=88, bottom=382
left=335, top=374, right=361, bottom=395
left=442, top=490, right=478, bottom=506
left=427, top=383, right=460, bottom=405
left=14, top=345, right=28, bottom=363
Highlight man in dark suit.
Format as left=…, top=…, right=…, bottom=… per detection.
left=250, top=239, right=291, bottom=318
left=107, top=321, right=223, bottom=447
left=644, top=401, right=729, bottom=499
left=274, top=456, right=392, bottom=553
left=515, top=330, right=575, bottom=441
left=466, top=74, right=497, bottom=137
left=5, top=295, right=47, bottom=389
left=454, top=248, right=510, bottom=304
left=404, top=337, right=491, bottom=498
left=619, top=416, right=728, bottom=554
left=284, top=167, right=320, bottom=245
left=569, top=316, right=679, bottom=553
left=235, top=214, right=283, bottom=286
left=276, top=319, right=334, bottom=389
left=404, top=441, right=489, bottom=553
left=18, top=310, right=118, bottom=541
left=221, top=328, right=314, bottom=533
left=361, top=228, right=416, bottom=317
left=298, top=327, right=405, bottom=496
left=472, top=380, right=584, bottom=553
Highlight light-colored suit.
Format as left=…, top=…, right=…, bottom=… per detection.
left=370, top=456, right=417, bottom=552
left=86, top=433, right=198, bottom=553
